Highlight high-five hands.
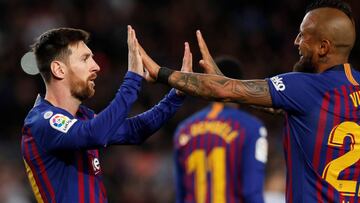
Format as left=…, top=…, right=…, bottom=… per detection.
left=138, top=41, right=193, bottom=82
left=127, top=25, right=145, bottom=77
left=196, top=30, right=223, bottom=76
left=175, top=42, right=192, bottom=95
left=137, top=41, right=160, bottom=82
left=136, top=28, right=193, bottom=95
left=137, top=29, right=223, bottom=80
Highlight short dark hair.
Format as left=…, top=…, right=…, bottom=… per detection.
left=31, top=28, right=90, bottom=83
left=215, top=56, right=243, bottom=79
left=306, top=0, right=354, bottom=22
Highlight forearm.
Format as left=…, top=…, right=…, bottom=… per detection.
left=167, top=71, right=272, bottom=106
left=88, top=72, right=142, bottom=145
left=111, top=89, right=185, bottom=144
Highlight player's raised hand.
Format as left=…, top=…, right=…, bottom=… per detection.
left=176, top=42, right=193, bottom=95
left=137, top=41, right=160, bottom=82
left=196, top=30, right=223, bottom=76
left=127, top=25, right=144, bottom=77
left=181, top=42, right=193, bottom=73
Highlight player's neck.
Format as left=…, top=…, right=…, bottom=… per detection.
left=44, top=83, right=81, bottom=116
left=317, top=55, right=348, bottom=73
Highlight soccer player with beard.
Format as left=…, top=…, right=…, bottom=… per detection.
left=21, top=26, right=191, bottom=203
left=139, top=0, right=360, bottom=202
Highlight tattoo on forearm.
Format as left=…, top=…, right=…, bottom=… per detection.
left=233, top=81, right=269, bottom=99
left=169, top=72, right=272, bottom=106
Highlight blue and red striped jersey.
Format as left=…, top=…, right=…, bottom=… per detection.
left=21, top=72, right=185, bottom=203
left=173, top=103, right=268, bottom=203
left=267, top=63, right=360, bottom=203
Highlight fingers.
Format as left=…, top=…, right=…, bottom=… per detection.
left=137, top=39, right=155, bottom=67
left=127, top=25, right=136, bottom=51
left=127, top=25, right=144, bottom=76
left=198, top=59, right=215, bottom=74
left=133, top=30, right=160, bottom=80
left=131, top=29, right=141, bottom=62
left=196, top=30, right=212, bottom=60
left=196, top=30, right=224, bottom=76
left=127, top=25, right=131, bottom=44
left=138, top=42, right=157, bottom=68
left=181, top=42, right=193, bottom=73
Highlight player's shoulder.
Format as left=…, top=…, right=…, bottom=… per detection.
left=270, top=71, right=317, bottom=82
left=24, top=96, right=76, bottom=134
left=268, top=71, right=323, bottom=94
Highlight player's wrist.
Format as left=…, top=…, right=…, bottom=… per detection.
left=157, top=67, right=174, bottom=84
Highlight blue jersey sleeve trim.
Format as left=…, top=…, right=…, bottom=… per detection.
left=266, top=78, right=281, bottom=108
left=125, top=71, right=143, bottom=82
left=166, top=89, right=186, bottom=105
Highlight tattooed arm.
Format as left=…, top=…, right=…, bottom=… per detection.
left=138, top=30, right=272, bottom=107
left=167, top=71, right=272, bottom=106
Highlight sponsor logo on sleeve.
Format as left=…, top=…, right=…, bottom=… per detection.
left=270, top=76, right=286, bottom=91
left=49, top=114, right=77, bottom=133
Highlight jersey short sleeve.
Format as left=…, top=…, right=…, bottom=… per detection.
left=266, top=72, right=317, bottom=113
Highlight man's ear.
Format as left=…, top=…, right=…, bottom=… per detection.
left=50, top=61, right=66, bottom=79
left=319, top=39, right=331, bottom=56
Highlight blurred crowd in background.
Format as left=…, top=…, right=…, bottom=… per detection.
left=1, top=0, right=359, bottom=202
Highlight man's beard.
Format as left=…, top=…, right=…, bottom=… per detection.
left=293, top=55, right=316, bottom=73
left=69, top=73, right=95, bottom=102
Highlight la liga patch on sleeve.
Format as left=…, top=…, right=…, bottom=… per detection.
left=49, top=114, right=77, bottom=133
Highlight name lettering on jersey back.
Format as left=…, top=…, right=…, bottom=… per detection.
left=349, top=91, right=360, bottom=108
left=189, top=121, right=238, bottom=143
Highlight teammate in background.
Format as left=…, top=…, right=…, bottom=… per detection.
left=21, top=26, right=191, bottom=202
left=139, top=0, right=360, bottom=202
left=173, top=57, right=268, bottom=203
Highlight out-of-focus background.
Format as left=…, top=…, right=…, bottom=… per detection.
left=1, top=0, right=359, bottom=202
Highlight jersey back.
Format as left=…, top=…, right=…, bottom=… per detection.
left=174, top=103, right=267, bottom=203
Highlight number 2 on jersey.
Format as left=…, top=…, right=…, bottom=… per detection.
left=322, top=121, right=360, bottom=196
left=187, top=147, right=226, bottom=203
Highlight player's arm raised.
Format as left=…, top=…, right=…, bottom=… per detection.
left=167, top=72, right=272, bottom=106
left=139, top=30, right=272, bottom=107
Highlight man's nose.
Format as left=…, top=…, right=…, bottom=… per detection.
left=294, top=34, right=300, bottom=46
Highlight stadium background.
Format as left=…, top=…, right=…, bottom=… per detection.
left=0, top=0, right=359, bottom=202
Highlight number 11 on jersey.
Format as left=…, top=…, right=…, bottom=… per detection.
left=187, top=147, right=226, bottom=203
